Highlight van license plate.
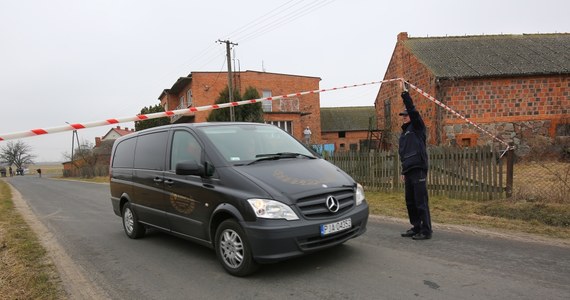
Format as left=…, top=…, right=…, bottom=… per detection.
left=320, top=218, right=352, bottom=236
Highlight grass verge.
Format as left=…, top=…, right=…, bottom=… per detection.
left=367, top=191, right=570, bottom=239
left=0, top=180, right=66, bottom=299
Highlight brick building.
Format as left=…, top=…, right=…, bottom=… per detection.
left=158, top=70, right=322, bottom=143
left=375, top=32, right=570, bottom=156
left=320, top=106, right=377, bottom=152
left=63, top=126, right=135, bottom=177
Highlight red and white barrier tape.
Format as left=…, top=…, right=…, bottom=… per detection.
left=0, top=77, right=513, bottom=156
left=403, top=80, right=513, bottom=154
left=0, top=79, right=399, bottom=141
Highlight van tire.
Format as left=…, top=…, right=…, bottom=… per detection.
left=215, top=219, right=258, bottom=276
left=122, top=202, right=146, bottom=239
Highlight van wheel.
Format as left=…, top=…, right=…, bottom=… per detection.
left=122, top=202, right=146, bottom=239
left=215, top=219, right=258, bottom=276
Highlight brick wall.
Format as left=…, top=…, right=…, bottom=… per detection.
left=375, top=32, right=439, bottom=146
left=438, top=75, right=570, bottom=154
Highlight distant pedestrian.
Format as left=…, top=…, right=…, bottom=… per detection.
left=303, top=126, right=312, bottom=144
left=398, top=83, right=432, bottom=240
left=37, top=168, right=42, bottom=178
left=9, top=166, right=13, bottom=177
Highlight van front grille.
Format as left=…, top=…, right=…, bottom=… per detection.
left=295, top=189, right=355, bottom=219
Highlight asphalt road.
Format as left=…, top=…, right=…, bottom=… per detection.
left=5, top=176, right=570, bottom=300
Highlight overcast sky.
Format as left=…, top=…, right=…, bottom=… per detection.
left=1, top=0, right=568, bottom=162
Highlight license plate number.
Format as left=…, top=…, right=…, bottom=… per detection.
left=320, top=218, right=352, bottom=236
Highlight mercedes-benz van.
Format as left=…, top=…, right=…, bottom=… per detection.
left=109, top=122, right=369, bottom=276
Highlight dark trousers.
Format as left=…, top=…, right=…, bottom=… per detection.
left=404, top=168, right=432, bottom=235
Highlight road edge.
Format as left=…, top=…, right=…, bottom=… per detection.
left=370, top=214, right=570, bottom=248
left=9, top=182, right=111, bottom=299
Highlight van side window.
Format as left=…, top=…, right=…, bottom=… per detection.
left=112, top=137, right=136, bottom=168
left=134, top=131, right=169, bottom=170
left=170, top=131, right=202, bottom=170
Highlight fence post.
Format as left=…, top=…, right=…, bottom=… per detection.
left=505, top=145, right=514, bottom=198
left=393, top=151, right=400, bottom=193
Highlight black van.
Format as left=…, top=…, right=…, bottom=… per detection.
left=110, top=122, right=369, bottom=276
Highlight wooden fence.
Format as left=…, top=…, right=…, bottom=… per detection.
left=326, top=146, right=510, bottom=200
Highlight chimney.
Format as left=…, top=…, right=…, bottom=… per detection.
left=116, top=125, right=120, bottom=129
left=397, top=32, right=409, bottom=42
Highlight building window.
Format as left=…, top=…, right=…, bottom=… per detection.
left=179, top=96, right=185, bottom=108
left=187, top=89, right=193, bottom=107
left=262, top=90, right=272, bottom=112
left=338, top=131, right=346, bottom=138
left=265, top=120, right=292, bottom=134
left=456, top=134, right=478, bottom=147
left=280, top=97, right=299, bottom=112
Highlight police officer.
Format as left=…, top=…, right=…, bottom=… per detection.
left=398, top=83, right=432, bottom=240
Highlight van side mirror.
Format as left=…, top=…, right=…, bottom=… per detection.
left=175, top=160, right=215, bottom=177
left=175, top=160, right=203, bottom=176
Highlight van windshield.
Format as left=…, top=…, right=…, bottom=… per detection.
left=199, top=124, right=315, bottom=164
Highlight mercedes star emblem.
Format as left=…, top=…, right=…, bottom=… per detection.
left=326, top=195, right=340, bottom=213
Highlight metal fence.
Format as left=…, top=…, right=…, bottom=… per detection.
left=510, top=161, right=570, bottom=203
left=326, top=146, right=508, bottom=200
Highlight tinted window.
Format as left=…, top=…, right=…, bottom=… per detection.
left=112, top=137, right=136, bottom=168
left=134, top=131, right=169, bottom=170
left=170, top=130, right=202, bottom=170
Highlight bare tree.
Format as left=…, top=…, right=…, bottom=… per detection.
left=0, top=140, right=36, bottom=170
left=62, top=140, right=99, bottom=178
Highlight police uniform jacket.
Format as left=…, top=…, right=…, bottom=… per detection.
left=399, top=91, right=428, bottom=174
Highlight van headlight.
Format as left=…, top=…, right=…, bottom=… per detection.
left=247, top=199, right=299, bottom=220
left=355, top=183, right=365, bottom=206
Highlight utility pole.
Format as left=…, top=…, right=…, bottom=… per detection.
left=65, top=122, right=80, bottom=176
left=217, top=39, right=238, bottom=121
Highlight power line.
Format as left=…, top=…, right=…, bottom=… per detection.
left=223, top=0, right=299, bottom=40
left=237, top=0, right=336, bottom=43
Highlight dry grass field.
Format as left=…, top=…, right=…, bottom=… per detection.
left=25, top=163, right=64, bottom=177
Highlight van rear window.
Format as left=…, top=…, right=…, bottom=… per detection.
left=112, top=138, right=136, bottom=168
left=134, top=131, right=169, bottom=170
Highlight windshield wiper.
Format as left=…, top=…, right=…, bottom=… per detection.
left=247, top=152, right=315, bottom=165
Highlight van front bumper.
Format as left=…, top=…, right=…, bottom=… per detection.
left=242, top=202, right=369, bottom=263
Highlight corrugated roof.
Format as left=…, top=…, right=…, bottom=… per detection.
left=320, top=106, right=376, bottom=132
left=404, top=33, right=570, bottom=79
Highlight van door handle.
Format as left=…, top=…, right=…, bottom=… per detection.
left=153, top=177, right=163, bottom=183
